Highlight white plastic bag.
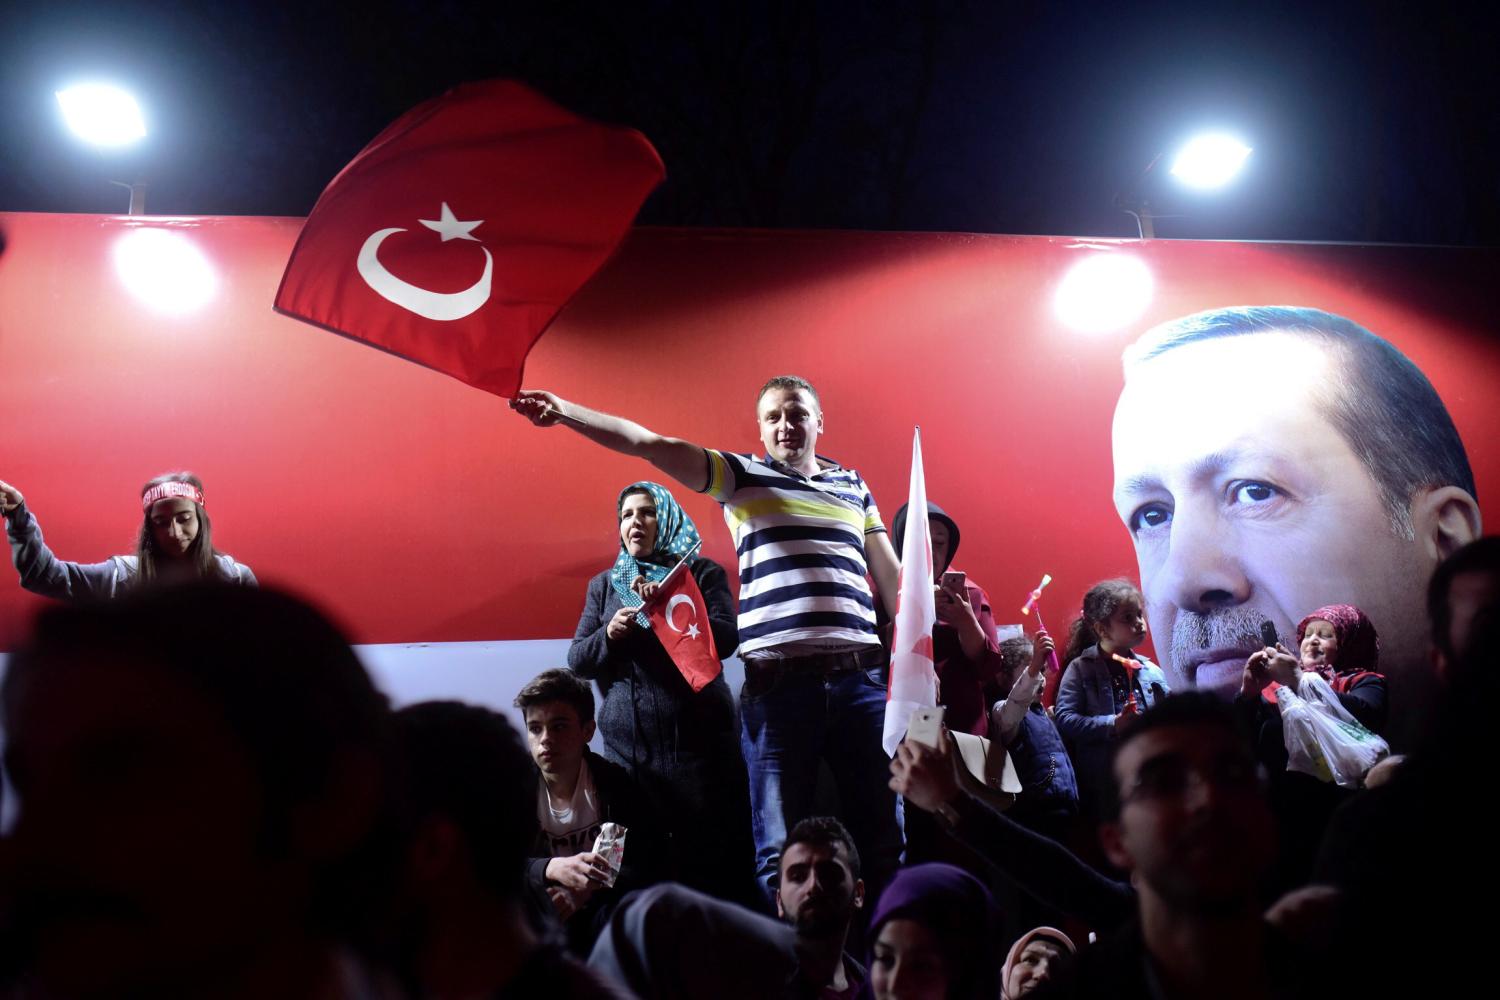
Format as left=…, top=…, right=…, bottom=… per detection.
left=1278, top=672, right=1389, bottom=788
left=591, top=822, right=628, bottom=888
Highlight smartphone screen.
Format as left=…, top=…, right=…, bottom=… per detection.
left=1259, top=620, right=1279, bottom=648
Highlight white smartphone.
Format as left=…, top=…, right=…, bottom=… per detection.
left=906, top=705, right=945, bottom=748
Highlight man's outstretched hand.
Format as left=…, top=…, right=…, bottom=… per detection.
left=509, top=389, right=567, bottom=427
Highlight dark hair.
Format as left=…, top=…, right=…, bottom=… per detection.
left=781, top=815, right=861, bottom=880
left=756, top=374, right=821, bottom=411
left=1100, top=692, right=1246, bottom=820
left=999, top=636, right=1034, bottom=677
left=1427, top=536, right=1500, bottom=661
left=1061, top=579, right=1143, bottom=667
left=135, top=471, right=225, bottom=585
left=4, top=585, right=396, bottom=934
left=994, top=635, right=1034, bottom=700
left=513, top=668, right=595, bottom=725
left=394, top=701, right=534, bottom=900
left=1125, top=306, right=1476, bottom=536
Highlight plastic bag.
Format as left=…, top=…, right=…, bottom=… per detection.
left=591, top=822, right=628, bottom=888
left=1278, top=671, right=1389, bottom=788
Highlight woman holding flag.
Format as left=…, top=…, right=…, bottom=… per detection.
left=568, top=481, right=754, bottom=903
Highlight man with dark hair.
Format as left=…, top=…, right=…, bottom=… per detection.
left=776, top=817, right=866, bottom=999
left=515, top=668, right=658, bottom=954
left=1305, top=540, right=1500, bottom=996
left=512, top=376, right=905, bottom=905
left=392, top=701, right=630, bottom=998
left=1426, top=534, right=1500, bottom=671
left=1081, top=693, right=1296, bottom=998
left=893, top=694, right=1303, bottom=996
left=0, top=585, right=399, bottom=998
left=586, top=818, right=871, bottom=1000
left=1111, top=305, right=1481, bottom=744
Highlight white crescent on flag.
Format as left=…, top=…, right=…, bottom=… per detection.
left=355, top=203, right=494, bottom=321
left=665, top=593, right=702, bottom=639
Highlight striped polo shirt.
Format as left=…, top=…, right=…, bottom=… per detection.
left=702, top=449, right=885, bottom=656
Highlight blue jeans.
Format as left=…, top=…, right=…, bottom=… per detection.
left=740, top=663, right=906, bottom=905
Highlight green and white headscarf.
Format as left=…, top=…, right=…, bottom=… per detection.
left=609, top=481, right=701, bottom=627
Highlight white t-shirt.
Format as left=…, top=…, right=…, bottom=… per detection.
left=537, top=757, right=602, bottom=859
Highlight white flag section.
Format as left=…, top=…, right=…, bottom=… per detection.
left=883, top=427, right=938, bottom=756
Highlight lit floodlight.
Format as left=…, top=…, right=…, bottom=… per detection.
left=113, top=228, right=218, bottom=315
left=1054, top=253, right=1154, bottom=333
left=56, top=84, right=147, bottom=147
left=1168, top=133, right=1251, bottom=190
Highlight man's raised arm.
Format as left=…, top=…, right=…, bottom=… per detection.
left=510, top=389, right=710, bottom=493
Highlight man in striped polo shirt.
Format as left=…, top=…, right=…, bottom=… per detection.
left=512, top=376, right=904, bottom=905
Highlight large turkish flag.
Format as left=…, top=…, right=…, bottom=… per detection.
left=275, top=80, right=664, bottom=397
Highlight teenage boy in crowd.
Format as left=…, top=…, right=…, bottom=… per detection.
left=515, top=669, right=659, bottom=954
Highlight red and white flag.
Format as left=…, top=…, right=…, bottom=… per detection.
left=644, top=560, right=722, bottom=693
left=275, top=80, right=664, bottom=398
left=883, top=427, right=938, bottom=755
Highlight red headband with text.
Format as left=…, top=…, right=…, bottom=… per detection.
left=141, top=481, right=205, bottom=511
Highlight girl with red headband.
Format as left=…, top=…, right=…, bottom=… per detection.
left=0, top=472, right=255, bottom=599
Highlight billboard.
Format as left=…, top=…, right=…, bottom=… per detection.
left=2, top=213, right=1495, bottom=741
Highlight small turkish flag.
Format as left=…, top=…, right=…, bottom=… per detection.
left=275, top=80, right=664, bottom=397
left=644, top=562, right=722, bottom=693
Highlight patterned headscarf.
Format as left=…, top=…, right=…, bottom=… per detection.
left=609, top=482, right=701, bottom=627
left=1296, top=603, right=1380, bottom=680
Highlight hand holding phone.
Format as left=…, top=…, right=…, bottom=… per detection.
left=906, top=706, right=945, bottom=749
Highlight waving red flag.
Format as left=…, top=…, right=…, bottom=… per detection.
left=275, top=80, right=664, bottom=397
left=644, top=561, right=722, bottom=693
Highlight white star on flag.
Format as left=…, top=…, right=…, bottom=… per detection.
left=419, top=202, right=483, bottom=242
left=686, top=623, right=701, bottom=639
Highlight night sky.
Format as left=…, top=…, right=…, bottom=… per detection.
left=2, top=0, right=1496, bottom=245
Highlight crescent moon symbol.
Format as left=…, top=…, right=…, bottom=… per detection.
left=665, top=594, right=697, bottom=634
left=356, top=227, right=493, bottom=321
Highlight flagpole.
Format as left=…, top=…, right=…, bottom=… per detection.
left=548, top=405, right=592, bottom=429
left=664, top=539, right=703, bottom=580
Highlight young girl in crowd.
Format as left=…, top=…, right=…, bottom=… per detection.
left=1053, top=579, right=1169, bottom=822
left=863, top=863, right=1001, bottom=1000
left=0, top=471, right=256, bottom=599
left=990, top=631, right=1078, bottom=841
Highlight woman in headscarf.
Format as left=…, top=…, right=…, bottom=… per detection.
left=1242, top=603, right=1387, bottom=734
left=0, top=471, right=256, bottom=600
left=862, top=862, right=1001, bottom=1000
left=567, top=481, right=752, bottom=903
left=1237, top=603, right=1388, bottom=890
left=1001, top=926, right=1076, bottom=999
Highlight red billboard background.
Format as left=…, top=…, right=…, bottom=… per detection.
left=1, top=212, right=1497, bottom=657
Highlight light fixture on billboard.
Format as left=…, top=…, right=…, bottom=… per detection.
left=1054, top=252, right=1154, bottom=334
left=55, top=83, right=149, bottom=215
left=1116, top=131, right=1253, bottom=238
left=113, top=228, right=219, bottom=315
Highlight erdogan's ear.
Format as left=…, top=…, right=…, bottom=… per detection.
left=1411, top=485, right=1481, bottom=563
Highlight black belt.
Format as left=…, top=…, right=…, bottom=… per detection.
left=746, top=645, right=887, bottom=674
